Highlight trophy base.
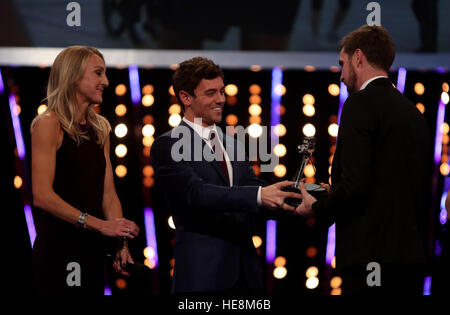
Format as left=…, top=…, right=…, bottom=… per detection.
left=281, top=183, right=326, bottom=207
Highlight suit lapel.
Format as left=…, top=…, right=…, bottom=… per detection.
left=181, top=121, right=230, bottom=186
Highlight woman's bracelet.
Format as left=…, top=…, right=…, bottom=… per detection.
left=76, top=211, right=88, bottom=229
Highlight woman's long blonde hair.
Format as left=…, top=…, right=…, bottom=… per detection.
left=31, top=45, right=110, bottom=145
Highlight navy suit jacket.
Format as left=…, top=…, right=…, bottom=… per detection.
left=151, top=120, right=265, bottom=292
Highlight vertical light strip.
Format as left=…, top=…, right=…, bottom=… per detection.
left=434, top=100, right=446, bottom=164
left=24, top=204, right=37, bottom=247
left=423, top=276, right=432, bottom=295
left=440, top=182, right=448, bottom=225
left=266, top=67, right=283, bottom=264
left=144, top=207, right=159, bottom=267
left=325, top=224, right=336, bottom=265
left=338, top=82, right=348, bottom=124
left=0, top=68, right=4, bottom=93
left=265, top=220, right=277, bottom=264
left=8, top=94, right=26, bottom=159
left=396, top=68, right=407, bottom=94
left=128, top=65, right=141, bottom=106
left=104, top=285, right=112, bottom=295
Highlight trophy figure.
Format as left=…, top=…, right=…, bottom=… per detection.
left=282, top=137, right=326, bottom=207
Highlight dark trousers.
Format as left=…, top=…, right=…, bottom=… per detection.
left=341, top=264, right=425, bottom=296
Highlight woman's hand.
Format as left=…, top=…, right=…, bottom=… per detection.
left=113, top=242, right=134, bottom=276
left=100, top=218, right=140, bottom=238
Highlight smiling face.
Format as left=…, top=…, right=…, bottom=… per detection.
left=339, top=49, right=358, bottom=94
left=76, top=53, right=109, bottom=106
left=182, top=76, right=225, bottom=127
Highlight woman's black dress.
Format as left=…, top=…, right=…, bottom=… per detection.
left=32, top=124, right=106, bottom=295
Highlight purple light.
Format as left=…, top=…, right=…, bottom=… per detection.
left=434, top=100, right=446, bottom=164
left=325, top=223, right=336, bottom=265
left=266, top=220, right=276, bottom=263
left=266, top=67, right=283, bottom=264
left=128, top=65, right=141, bottom=105
left=423, top=276, right=432, bottom=295
left=338, top=82, right=348, bottom=125
left=8, top=94, right=26, bottom=159
left=104, top=285, right=112, bottom=295
left=396, top=68, right=407, bottom=94
left=0, top=68, right=4, bottom=94
left=24, top=204, right=36, bottom=247
left=270, top=66, right=283, bottom=131
left=440, top=210, right=448, bottom=225
left=143, top=207, right=159, bottom=267
left=435, top=240, right=442, bottom=256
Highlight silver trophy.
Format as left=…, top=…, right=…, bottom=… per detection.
left=282, top=137, right=326, bottom=207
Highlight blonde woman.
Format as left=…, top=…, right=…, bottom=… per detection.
left=31, top=46, right=139, bottom=295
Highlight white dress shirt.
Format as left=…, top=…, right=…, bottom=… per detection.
left=182, top=117, right=262, bottom=205
left=360, top=76, right=388, bottom=90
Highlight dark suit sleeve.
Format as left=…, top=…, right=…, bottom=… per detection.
left=151, top=135, right=260, bottom=214
left=312, top=93, right=376, bottom=222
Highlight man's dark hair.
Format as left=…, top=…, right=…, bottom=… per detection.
left=340, top=25, right=395, bottom=72
left=172, top=57, right=224, bottom=111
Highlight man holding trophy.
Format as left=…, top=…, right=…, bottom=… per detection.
left=295, top=25, right=431, bottom=295
left=151, top=57, right=300, bottom=294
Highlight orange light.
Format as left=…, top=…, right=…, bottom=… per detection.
left=252, top=236, right=263, bottom=248
left=142, top=84, right=154, bottom=95
left=249, top=95, right=261, bottom=104
left=274, top=256, right=286, bottom=267
left=274, top=164, right=287, bottom=177
left=143, top=165, right=154, bottom=177
left=252, top=164, right=261, bottom=176
left=14, top=176, right=22, bottom=189
left=249, top=104, right=262, bottom=116
left=142, top=115, right=154, bottom=125
left=115, top=84, right=127, bottom=96
left=306, top=247, right=317, bottom=258
left=115, top=278, right=127, bottom=290
left=168, top=85, right=175, bottom=96
left=115, top=104, right=127, bottom=116
left=249, top=116, right=261, bottom=124
left=169, top=104, right=182, bottom=115
left=414, top=82, right=425, bottom=95
left=226, top=114, right=238, bottom=126
left=249, top=84, right=261, bottom=95
left=225, top=84, right=238, bottom=96
left=416, top=103, right=425, bottom=114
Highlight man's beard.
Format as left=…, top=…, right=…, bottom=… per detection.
left=345, top=65, right=357, bottom=94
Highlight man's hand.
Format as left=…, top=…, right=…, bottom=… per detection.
left=320, top=182, right=331, bottom=193
left=295, top=182, right=317, bottom=217
left=261, top=180, right=302, bottom=212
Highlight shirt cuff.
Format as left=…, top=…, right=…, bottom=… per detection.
left=257, top=186, right=262, bottom=206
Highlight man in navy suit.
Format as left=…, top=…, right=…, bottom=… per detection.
left=151, top=57, right=299, bottom=294
left=296, top=25, right=431, bottom=295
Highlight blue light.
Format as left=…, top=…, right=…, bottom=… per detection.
left=266, top=220, right=276, bottom=264
left=24, top=204, right=36, bottom=247
left=338, top=82, right=348, bottom=125
left=144, top=207, right=159, bottom=267
left=8, top=94, right=26, bottom=159
left=396, top=68, right=407, bottom=94
left=128, top=65, right=141, bottom=106
left=266, top=67, right=283, bottom=264
left=423, top=276, right=432, bottom=295
left=434, top=100, right=446, bottom=164
left=0, top=68, right=4, bottom=94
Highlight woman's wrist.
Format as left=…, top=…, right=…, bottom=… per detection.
left=86, top=215, right=105, bottom=234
